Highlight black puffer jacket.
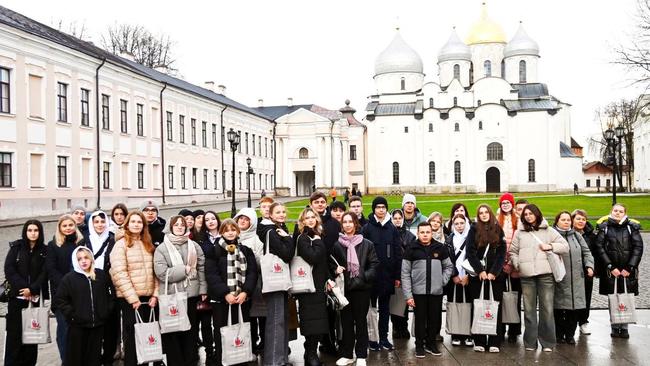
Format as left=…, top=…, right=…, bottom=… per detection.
left=4, top=239, right=48, bottom=299
left=204, top=240, right=258, bottom=302
left=292, top=211, right=341, bottom=255
left=148, top=217, right=167, bottom=247
left=53, top=269, right=113, bottom=328
left=46, top=234, right=80, bottom=297
left=331, top=236, right=380, bottom=292
left=579, top=221, right=599, bottom=274
left=595, top=217, right=644, bottom=295
left=295, top=231, right=329, bottom=336
left=258, top=220, right=295, bottom=263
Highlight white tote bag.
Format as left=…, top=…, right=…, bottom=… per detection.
left=260, top=230, right=292, bottom=293
left=367, top=306, right=379, bottom=343
left=220, top=304, right=256, bottom=365
left=389, top=287, right=407, bottom=316
left=530, top=232, right=565, bottom=282
left=158, top=270, right=191, bottom=334
left=462, top=244, right=490, bottom=277
left=501, top=276, right=521, bottom=324
left=445, top=285, right=472, bottom=336
left=21, top=294, right=51, bottom=344
left=289, top=237, right=316, bottom=295
left=609, top=277, right=637, bottom=325
left=471, top=281, right=500, bottom=336
left=134, top=309, right=164, bottom=364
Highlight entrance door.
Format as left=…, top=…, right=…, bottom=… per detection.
left=486, top=167, right=500, bottom=193
left=294, top=171, right=316, bottom=196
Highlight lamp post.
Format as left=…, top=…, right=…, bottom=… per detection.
left=312, top=164, right=316, bottom=193
left=604, top=128, right=617, bottom=206
left=227, top=128, right=240, bottom=217
left=246, top=157, right=253, bottom=208
left=615, top=125, right=625, bottom=193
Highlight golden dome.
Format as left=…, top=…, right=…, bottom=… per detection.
left=466, top=2, right=507, bottom=45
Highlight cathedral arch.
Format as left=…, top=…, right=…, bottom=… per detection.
left=298, top=147, right=309, bottom=159
left=487, top=142, right=503, bottom=160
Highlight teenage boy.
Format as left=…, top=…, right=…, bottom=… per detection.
left=330, top=201, right=346, bottom=223
left=349, top=196, right=368, bottom=227
left=401, top=222, right=454, bottom=358
left=402, top=194, right=427, bottom=235
left=514, top=199, right=529, bottom=217
left=141, top=200, right=166, bottom=247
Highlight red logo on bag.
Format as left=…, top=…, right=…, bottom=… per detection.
left=484, top=310, right=494, bottom=320
left=273, top=263, right=283, bottom=273
left=169, top=305, right=179, bottom=316
left=30, top=319, right=40, bottom=330
left=148, top=334, right=157, bottom=345
left=619, top=303, right=627, bottom=312
left=297, top=267, right=306, bottom=277
left=234, top=336, right=244, bottom=347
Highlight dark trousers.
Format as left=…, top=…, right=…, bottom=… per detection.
left=197, top=308, right=214, bottom=355
left=321, top=306, right=338, bottom=349
left=162, top=296, right=199, bottom=366
left=370, top=293, right=390, bottom=341
left=4, top=298, right=38, bottom=366
left=55, top=308, right=69, bottom=364
left=390, top=306, right=409, bottom=333
left=498, top=277, right=522, bottom=338
left=577, top=275, right=593, bottom=325
left=119, top=297, right=157, bottom=366
left=340, top=290, right=371, bottom=359
left=554, top=309, right=579, bottom=341
left=412, top=295, right=442, bottom=348
left=66, top=325, right=104, bottom=366
left=251, top=316, right=266, bottom=347
left=212, top=300, right=251, bottom=365
left=304, top=334, right=321, bottom=358
left=101, top=300, right=120, bottom=364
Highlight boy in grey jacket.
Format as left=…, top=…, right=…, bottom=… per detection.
left=401, top=222, right=454, bottom=358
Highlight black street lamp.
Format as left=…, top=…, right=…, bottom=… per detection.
left=246, top=157, right=253, bottom=208
left=604, top=128, right=619, bottom=206
left=312, top=164, right=316, bottom=193
left=227, top=128, right=240, bottom=217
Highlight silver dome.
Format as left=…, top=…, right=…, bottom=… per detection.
left=374, top=32, right=423, bottom=76
left=438, top=28, right=471, bottom=63
left=504, top=22, right=539, bottom=58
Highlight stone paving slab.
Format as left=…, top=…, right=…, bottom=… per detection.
left=2, top=309, right=650, bottom=365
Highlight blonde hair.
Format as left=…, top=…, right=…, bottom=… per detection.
left=298, top=208, right=323, bottom=235
left=219, top=219, right=240, bottom=236
left=76, top=247, right=96, bottom=280
left=427, top=212, right=444, bottom=224
left=55, top=214, right=84, bottom=247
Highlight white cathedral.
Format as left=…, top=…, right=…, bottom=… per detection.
left=363, top=4, right=584, bottom=194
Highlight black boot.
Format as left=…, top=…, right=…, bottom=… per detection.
left=304, top=352, right=323, bottom=366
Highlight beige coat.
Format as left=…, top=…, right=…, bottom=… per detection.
left=110, top=238, right=160, bottom=304
left=509, top=220, right=569, bottom=278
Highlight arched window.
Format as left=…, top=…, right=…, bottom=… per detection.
left=392, top=162, right=400, bottom=184
left=478, top=121, right=483, bottom=130
left=428, top=161, right=436, bottom=184
left=528, top=159, right=536, bottom=182
left=428, top=123, right=433, bottom=132
left=454, top=161, right=461, bottom=183
left=501, top=60, right=505, bottom=78
left=400, top=77, right=406, bottom=91
left=487, top=142, right=503, bottom=160
left=453, top=97, right=458, bottom=106
left=453, top=64, right=460, bottom=80
left=484, top=60, right=492, bottom=77
left=454, top=122, right=460, bottom=132
left=429, top=98, right=434, bottom=108
left=298, top=147, right=308, bottom=159
left=519, top=60, right=527, bottom=83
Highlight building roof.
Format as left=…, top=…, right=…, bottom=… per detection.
left=374, top=31, right=423, bottom=76
left=438, top=28, right=472, bottom=63
left=504, top=22, right=540, bottom=58
left=560, top=141, right=579, bottom=157
left=254, top=104, right=344, bottom=122
left=502, top=99, right=559, bottom=112
left=583, top=161, right=612, bottom=173
left=512, top=83, right=549, bottom=98
left=466, top=2, right=507, bottom=45
left=0, top=5, right=271, bottom=121
left=571, top=137, right=583, bottom=149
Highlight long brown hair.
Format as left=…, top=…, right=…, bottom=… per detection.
left=474, top=204, right=501, bottom=248
left=521, top=204, right=544, bottom=232
left=123, top=210, right=154, bottom=253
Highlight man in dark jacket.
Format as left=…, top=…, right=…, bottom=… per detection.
left=362, top=196, right=402, bottom=351
left=349, top=196, right=368, bottom=227
left=141, top=200, right=166, bottom=247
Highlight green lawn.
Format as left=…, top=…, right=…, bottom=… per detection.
left=218, top=193, right=650, bottom=229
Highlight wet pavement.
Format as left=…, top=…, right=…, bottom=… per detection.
left=1, top=309, right=649, bottom=365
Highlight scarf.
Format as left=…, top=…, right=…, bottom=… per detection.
left=338, top=233, right=363, bottom=278
left=163, top=233, right=198, bottom=287
left=219, top=237, right=247, bottom=295
left=452, top=222, right=470, bottom=276
left=432, top=226, right=445, bottom=244
left=87, top=211, right=110, bottom=270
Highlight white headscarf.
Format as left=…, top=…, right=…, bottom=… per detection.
left=87, top=210, right=110, bottom=270
left=452, top=217, right=470, bottom=277
left=71, top=246, right=96, bottom=279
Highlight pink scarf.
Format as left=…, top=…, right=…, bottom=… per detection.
left=338, top=233, right=363, bottom=278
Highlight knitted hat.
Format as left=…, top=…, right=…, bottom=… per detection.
left=499, top=192, right=515, bottom=206
left=178, top=209, right=193, bottom=217
left=192, top=209, right=205, bottom=218
left=70, top=205, right=86, bottom=214
left=140, top=200, right=158, bottom=211
left=372, top=196, right=388, bottom=211
left=402, top=193, right=416, bottom=207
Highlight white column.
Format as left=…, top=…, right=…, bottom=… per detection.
left=324, top=136, right=332, bottom=187
left=342, top=140, right=349, bottom=187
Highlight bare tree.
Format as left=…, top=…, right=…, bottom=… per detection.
left=52, top=19, right=89, bottom=41
left=615, top=0, right=650, bottom=90
left=101, top=24, right=177, bottom=75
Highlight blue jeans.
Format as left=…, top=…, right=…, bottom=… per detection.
left=521, top=274, right=556, bottom=349
left=55, top=309, right=69, bottom=365
left=263, top=292, right=289, bottom=366
left=371, top=293, right=391, bottom=341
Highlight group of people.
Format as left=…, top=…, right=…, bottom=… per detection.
left=2, top=191, right=644, bottom=366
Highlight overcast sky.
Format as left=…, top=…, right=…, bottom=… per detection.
left=3, top=0, right=643, bottom=159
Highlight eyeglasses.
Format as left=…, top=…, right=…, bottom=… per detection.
left=142, top=208, right=157, bottom=213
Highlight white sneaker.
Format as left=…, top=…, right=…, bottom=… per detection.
left=464, top=339, right=474, bottom=347
left=489, top=347, right=500, bottom=353
left=451, top=339, right=462, bottom=346
left=580, top=323, right=591, bottom=335
left=542, top=347, right=553, bottom=352
left=356, top=359, right=367, bottom=366
left=336, top=357, right=355, bottom=366
left=473, top=346, right=485, bottom=352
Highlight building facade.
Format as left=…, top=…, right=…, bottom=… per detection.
left=0, top=6, right=274, bottom=219
left=634, top=95, right=650, bottom=191
left=364, top=4, right=583, bottom=194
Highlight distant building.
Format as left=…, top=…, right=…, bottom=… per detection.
left=634, top=95, right=650, bottom=191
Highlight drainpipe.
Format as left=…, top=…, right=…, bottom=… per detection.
left=95, top=58, right=106, bottom=210
left=272, top=121, right=277, bottom=194
left=220, top=106, right=228, bottom=197
left=159, top=83, right=167, bottom=204
left=330, top=120, right=334, bottom=187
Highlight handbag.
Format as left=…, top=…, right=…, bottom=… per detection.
left=220, top=304, right=256, bottom=365
left=367, top=306, right=379, bottom=343
left=196, top=299, right=212, bottom=312
left=249, top=278, right=268, bottom=317
left=327, top=255, right=349, bottom=310
left=260, top=230, right=292, bottom=293
left=462, top=244, right=490, bottom=277
left=608, top=277, right=637, bottom=324
left=134, top=309, right=164, bottom=364
left=288, top=237, right=316, bottom=295
left=21, top=293, right=51, bottom=344
left=389, top=286, right=407, bottom=317
left=501, top=276, right=521, bottom=324
left=445, top=285, right=472, bottom=335
left=471, top=281, right=499, bottom=335
left=158, top=270, right=191, bottom=334
left=0, top=279, right=11, bottom=302
left=530, top=232, right=565, bottom=282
